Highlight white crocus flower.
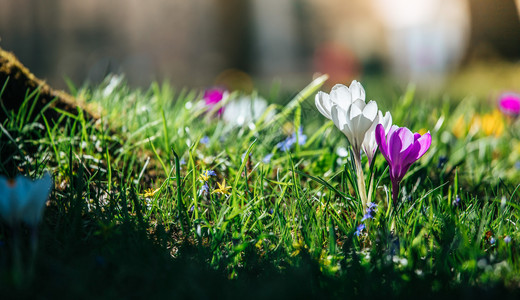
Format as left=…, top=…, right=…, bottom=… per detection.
left=315, top=80, right=365, bottom=120
left=0, top=173, right=52, bottom=227
left=331, top=99, right=379, bottom=154
left=222, top=95, right=273, bottom=127
left=362, top=111, right=393, bottom=165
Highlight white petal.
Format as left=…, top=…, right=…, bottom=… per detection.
left=332, top=105, right=355, bottom=143
left=330, top=84, right=353, bottom=111
left=348, top=99, right=365, bottom=120
left=315, top=91, right=333, bottom=120
left=349, top=80, right=366, bottom=102
left=362, top=112, right=381, bottom=163
left=381, top=111, right=393, bottom=133
left=362, top=101, right=378, bottom=121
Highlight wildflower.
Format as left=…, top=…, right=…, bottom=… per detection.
left=0, top=173, right=53, bottom=227
left=262, top=153, right=274, bottom=164
left=481, top=110, right=504, bottom=137
left=362, top=111, right=393, bottom=165
left=361, top=202, right=377, bottom=221
left=452, top=195, right=461, bottom=207
left=199, top=170, right=216, bottom=182
left=222, top=95, right=271, bottom=127
left=498, top=92, right=520, bottom=117
left=203, top=87, right=228, bottom=115
left=142, top=188, right=159, bottom=198
left=331, top=99, right=379, bottom=156
left=437, top=156, right=447, bottom=169
left=367, top=202, right=377, bottom=213
left=489, top=237, right=496, bottom=245
left=200, top=182, right=209, bottom=194
left=452, top=115, right=466, bottom=138
left=316, top=80, right=392, bottom=212
left=315, top=80, right=366, bottom=120
left=361, top=213, right=372, bottom=222
left=504, top=236, right=512, bottom=243
left=212, top=179, right=231, bottom=195
left=336, top=146, right=349, bottom=158
left=375, top=124, right=432, bottom=205
left=200, top=136, right=210, bottom=145
left=354, top=223, right=365, bottom=236
left=276, top=127, right=307, bottom=152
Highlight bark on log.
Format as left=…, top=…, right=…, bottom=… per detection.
left=0, top=47, right=98, bottom=123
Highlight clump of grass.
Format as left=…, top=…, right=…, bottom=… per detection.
left=1, top=74, right=520, bottom=298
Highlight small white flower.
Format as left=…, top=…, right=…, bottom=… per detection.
left=0, top=173, right=52, bottom=227
left=222, top=95, right=273, bottom=127
left=315, top=80, right=365, bottom=120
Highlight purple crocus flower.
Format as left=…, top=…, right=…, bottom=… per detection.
left=498, top=92, right=520, bottom=117
left=375, top=124, right=432, bottom=205
left=203, top=87, right=228, bottom=115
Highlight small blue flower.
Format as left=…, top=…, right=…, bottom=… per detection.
left=276, top=137, right=295, bottom=152
left=362, top=202, right=377, bottom=221
left=263, top=153, right=274, bottom=164
left=200, top=136, right=210, bottom=145
left=268, top=208, right=274, bottom=215
left=453, top=195, right=461, bottom=207
left=180, top=158, right=186, bottom=166
left=437, top=156, right=447, bottom=169
left=361, top=213, right=372, bottom=222
left=207, top=170, right=217, bottom=177
left=275, top=127, right=307, bottom=152
left=190, top=205, right=195, bottom=212
left=354, top=223, right=365, bottom=236
left=504, top=236, right=512, bottom=243
left=201, top=182, right=209, bottom=193
left=490, top=237, right=496, bottom=245
left=297, top=127, right=307, bottom=145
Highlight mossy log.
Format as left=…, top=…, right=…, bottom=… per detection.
left=0, top=47, right=98, bottom=123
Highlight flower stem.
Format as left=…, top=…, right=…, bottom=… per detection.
left=353, top=150, right=368, bottom=212
left=11, top=225, right=23, bottom=288
left=391, top=179, right=400, bottom=207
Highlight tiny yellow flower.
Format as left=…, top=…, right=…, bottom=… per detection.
left=469, top=114, right=482, bottom=136
left=142, top=188, right=159, bottom=198
left=198, top=170, right=216, bottom=182
left=481, top=110, right=504, bottom=137
left=199, top=172, right=209, bottom=182
left=212, top=179, right=231, bottom=195
left=452, top=115, right=466, bottom=138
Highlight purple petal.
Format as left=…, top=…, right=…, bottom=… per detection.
left=396, top=127, right=415, bottom=153
left=388, top=128, right=406, bottom=165
left=375, top=124, right=390, bottom=163
left=498, top=93, right=520, bottom=116
left=415, top=132, right=432, bottom=159
left=399, top=142, right=422, bottom=179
